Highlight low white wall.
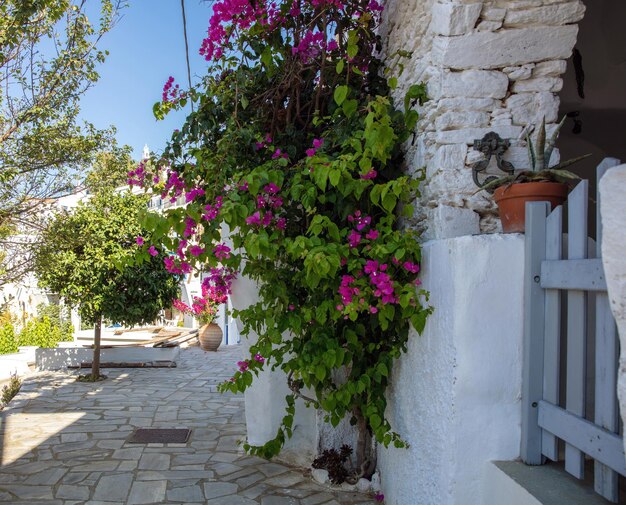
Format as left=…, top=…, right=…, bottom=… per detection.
left=377, top=234, right=525, bottom=505
left=36, top=346, right=180, bottom=370
left=0, top=347, right=37, bottom=380
left=599, top=164, right=626, bottom=454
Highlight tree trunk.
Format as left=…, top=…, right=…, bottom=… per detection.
left=92, top=316, right=102, bottom=379
left=354, top=407, right=376, bottom=480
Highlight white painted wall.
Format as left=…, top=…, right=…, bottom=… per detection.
left=230, top=273, right=317, bottom=466
left=377, top=234, right=525, bottom=505
left=36, top=346, right=180, bottom=370
left=599, top=165, right=626, bottom=455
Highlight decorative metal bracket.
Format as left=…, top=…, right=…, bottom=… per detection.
left=472, top=132, right=515, bottom=193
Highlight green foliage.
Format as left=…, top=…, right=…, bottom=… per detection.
left=16, top=316, right=66, bottom=348
left=0, top=0, right=124, bottom=286
left=34, top=191, right=180, bottom=327
left=1, top=373, right=21, bottom=407
left=0, top=323, right=17, bottom=354
left=84, top=146, right=136, bottom=194
left=139, top=0, right=432, bottom=471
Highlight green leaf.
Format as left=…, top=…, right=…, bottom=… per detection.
left=336, top=59, right=345, bottom=74
left=370, top=414, right=382, bottom=430
left=342, top=99, right=358, bottom=118
left=240, top=95, right=249, bottom=109
left=333, top=85, right=348, bottom=106
left=388, top=77, right=398, bottom=89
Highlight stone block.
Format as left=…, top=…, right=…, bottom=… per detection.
left=504, top=2, right=586, bottom=27
left=477, top=20, right=503, bottom=31
left=430, top=2, right=482, bottom=36
left=429, top=144, right=467, bottom=178
left=435, top=126, right=523, bottom=145
left=432, top=26, right=579, bottom=69
left=441, top=70, right=509, bottom=99
left=503, top=64, right=534, bottom=81
left=512, top=77, right=563, bottom=93
left=438, top=97, right=499, bottom=112
left=435, top=111, right=490, bottom=130
left=481, top=6, right=506, bottom=22
left=506, top=92, right=559, bottom=125
left=429, top=206, right=480, bottom=239
left=532, top=59, right=567, bottom=77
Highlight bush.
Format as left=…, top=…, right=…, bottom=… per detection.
left=17, top=316, right=67, bottom=348
left=1, top=373, right=21, bottom=407
left=0, top=323, right=18, bottom=354
left=36, top=303, right=74, bottom=342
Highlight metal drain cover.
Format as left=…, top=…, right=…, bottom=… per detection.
left=127, top=428, right=191, bottom=444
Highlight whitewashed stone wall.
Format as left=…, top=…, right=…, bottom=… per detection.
left=381, top=0, right=585, bottom=238
left=599, top=165, right=626, bottom=456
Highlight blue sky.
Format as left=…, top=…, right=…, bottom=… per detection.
left=80, top=0, right=212, bottom=159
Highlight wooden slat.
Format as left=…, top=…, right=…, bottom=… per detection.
left=540, top=259, right=607, bottom=291
left=521, top=201, right=549, bottom=465
left=538, top=400, right=626, bottom=477
left=542, top=206, right=562, bottom=462
left=565, top=180, right=589, bottom=479
left=594, top=158, right=621, bottom=502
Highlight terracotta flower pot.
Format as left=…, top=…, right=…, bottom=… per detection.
left=198, top=323, right=223, bottom=351
left=494, top=181, right=569, bottom=233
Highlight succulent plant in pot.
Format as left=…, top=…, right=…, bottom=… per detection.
left=483, top=117, right=591, bottom=233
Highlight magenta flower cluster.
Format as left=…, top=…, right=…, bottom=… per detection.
left=127, top=161, right=147, bottom=187
left=245, top=183, right=287, bottom=231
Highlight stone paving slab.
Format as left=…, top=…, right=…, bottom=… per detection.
left=0, top=345, right=376, bottom=504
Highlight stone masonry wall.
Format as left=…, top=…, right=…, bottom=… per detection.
left=380, top=0, right=585, bottom=238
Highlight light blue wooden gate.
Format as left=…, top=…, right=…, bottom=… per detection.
left=521, top=158, right=625, bottom=502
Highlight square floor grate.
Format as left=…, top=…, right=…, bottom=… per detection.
left=127, top=428, right=191, bottom=444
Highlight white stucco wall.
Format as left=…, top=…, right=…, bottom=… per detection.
left=377, top=234, right=525, bottom=505
left=230, top=273, right=317, bottom=466
left=599, top=165, right=626, bottom=454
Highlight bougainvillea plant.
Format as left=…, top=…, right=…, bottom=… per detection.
left=135, top=0, right=431, bottom=480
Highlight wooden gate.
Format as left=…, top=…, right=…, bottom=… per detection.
left=521, top=158, right=625, bottom=502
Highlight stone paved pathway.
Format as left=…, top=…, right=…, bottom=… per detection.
left=0, top=345, right=376, bottom=505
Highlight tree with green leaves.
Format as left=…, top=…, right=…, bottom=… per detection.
left=34, top=190, right=180, bottom=379
left=0, top=0, right=125, bottom=284
left=84, top=145, right=136, bottom=194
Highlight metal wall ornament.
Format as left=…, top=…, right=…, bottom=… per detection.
left=472, top=132, right=516, bottom=193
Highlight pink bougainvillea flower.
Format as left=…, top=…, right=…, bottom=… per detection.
left=288, top=304, right=295, bottom=311
left=261, top=211, right=273, bottom=227
left=264, top=183, right=280, bottom=194
left=361, top=169, right=377, bottom=180
left=276, top=217, right=287, bottom=230
left=348, top=230, right=362, bottom=248
left=327, top=40, right=338, bottom=51
left=374, top=493, right=384, bottom=502
left=306, top=148, right=316, bottom=157
left=369, top=306, right=379, bottom=314
left=213, top=243, right=231, bottom=260
left=312, top=138, right=324, bottom=149
left=148, top=246, right=159, bottom=257
left=254, top=353, right=265, bottom=363
left=336, top=304, right=344, bottom=311
left=180, top=262, right=192, bottom=274
left=364, top=260, right=379, bottom=274
left=185, top=187, right=206, bottom=203
left=136, top=236, right=144, bottom=246
left=237, top=360, right=249, bottom=372
left=365, top=229, right=379, bottom=240
left=189, top=245, right=205, bottom=257
left=403, top=261, right=420, bottom=273
left=246, top=211, right=261, bottom=226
